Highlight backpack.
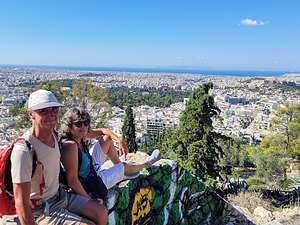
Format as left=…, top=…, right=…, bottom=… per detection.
left=0, top=138, right=37, bottom=216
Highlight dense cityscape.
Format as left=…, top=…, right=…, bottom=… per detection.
left=1, top=65, right=299, bottom=148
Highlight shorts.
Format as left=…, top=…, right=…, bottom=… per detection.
left=89, top=140, right=125, bottom=189
left=89, top=140, right=108, bottom=170
left=36, top=187, right=89, bottom=225
left=97, top=162, right=125, bottom=189
left=1, top=187, right=90, bottom=225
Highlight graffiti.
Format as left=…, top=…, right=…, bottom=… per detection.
left=131, top=187, right=152, bottom=225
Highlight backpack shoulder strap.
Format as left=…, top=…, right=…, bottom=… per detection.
left=81, top=140, right=97, bottom=176
left=5, top=138, right=37, bottom=194
left=15, top=138, right=37, bottom=176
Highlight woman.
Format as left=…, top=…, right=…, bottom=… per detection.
left=59, top=107, right=161, bottom=199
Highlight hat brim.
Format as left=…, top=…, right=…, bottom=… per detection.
left=29, top=102, right=63, bottom=111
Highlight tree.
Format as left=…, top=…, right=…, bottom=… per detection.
left=69, top=79, right=112, bottom=127
left=70, top=79, right=108, bottom=110
left=10, top=79, right=112, bottom=130
left=9, top=103, right=30, bottom=129
left=251, top=147, right=289, bottom=183
left=139, top=128, right=176, bottom=156
left=271, top=102, right=300, bottom=156
left=218, top=136, right=252, bottom=176
left=174, top=83, right=223, bottom=179
left=244, top=103, right=300, bottom=185
left=122, top=105, right=138, bottom=153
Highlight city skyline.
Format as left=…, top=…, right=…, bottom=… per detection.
left=1, top=0, right=300, bottom=71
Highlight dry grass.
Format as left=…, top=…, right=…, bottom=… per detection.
left=228, top=191, right=273, bottom=213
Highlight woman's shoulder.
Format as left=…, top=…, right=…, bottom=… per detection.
left=61, top=139, right=78, bottom=152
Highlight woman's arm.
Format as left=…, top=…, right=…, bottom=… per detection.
left=61, top=141, right=91, bottom=198
left=86, top=128, right=128, bottom=156
left=86, top=128, right=119, bottom=141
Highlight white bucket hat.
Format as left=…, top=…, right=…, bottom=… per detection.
left=28, top=89, right=63, bottom=111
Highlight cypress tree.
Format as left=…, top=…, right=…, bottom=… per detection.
left=122, top=105, right=138, bottom=153
left=175, top=83, right=223, bottom=179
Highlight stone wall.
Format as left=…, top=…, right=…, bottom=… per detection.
left=105, top=159, right=224, bottom=225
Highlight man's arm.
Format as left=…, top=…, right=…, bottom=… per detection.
left=11, top=142, right=36, bottom=225
left=87, top=128, right=128, bottom=156
left=13, top=182, right=36, bottom=225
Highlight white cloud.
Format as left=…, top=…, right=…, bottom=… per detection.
left=240, top=18, right=265, bottom=26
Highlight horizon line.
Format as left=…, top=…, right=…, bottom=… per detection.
left=1, top=63, right=298, bottom=73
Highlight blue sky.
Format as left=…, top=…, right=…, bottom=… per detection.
left=0, top=0, right=299, bottom=71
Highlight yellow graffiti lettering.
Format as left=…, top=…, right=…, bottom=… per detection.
left=131, top=187, right=152, bottom=225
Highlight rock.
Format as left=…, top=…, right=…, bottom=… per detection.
left=263, top=208, right=300, bottom=225
left=254, top=206, right=273, bottom=218
left=105, top=159, right=225, bottom=225
left=102, top=151, right=150, bottom=169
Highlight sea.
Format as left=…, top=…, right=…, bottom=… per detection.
left=1, top=64, right=299, bottom=77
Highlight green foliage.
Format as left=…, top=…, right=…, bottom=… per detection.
left=107, top=87, right=191, bottom=108
left=122, top=105, right=138, bottom=153
left=70, top=79, right=111, bottom=127
left=9, top=103, right=30, bottom=129
left=204, top=175, right=220, bottom=190
left=70, top=79, right=108, bottom=109
left=244, top=103, right=300, bottom=188
left=92, top=102, right=112, bottom=128
left=218, top=136, right=253, bottom=175
left=260, top=134, right=289, bottom=153
left=278, top=178, right=297, bottom=190
left=139, top=128, right=177, bottom=156
left=172, top=83, right=224, bottom=179
left=251, top=148, right=289, bottom=183
left=246, top=176, right=269, bottom=191
left=271, top=102, right=300, bottom=156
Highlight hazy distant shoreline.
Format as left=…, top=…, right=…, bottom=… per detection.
left=0, top=64, right=297, bottom=77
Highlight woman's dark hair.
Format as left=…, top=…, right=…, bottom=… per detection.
left=60, top=107, right=91, bottom=139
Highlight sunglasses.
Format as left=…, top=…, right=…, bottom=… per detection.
left=73, top=120, right=90, bottom=128
left=35, top=107, right=59, bottom=115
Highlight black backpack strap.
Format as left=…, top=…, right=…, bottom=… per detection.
left=24, top=140, right=37, bottom=176
left=5, top=139, right=37, bottom=194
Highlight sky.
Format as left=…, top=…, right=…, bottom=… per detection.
left=0, top=0, right=300, bottom=71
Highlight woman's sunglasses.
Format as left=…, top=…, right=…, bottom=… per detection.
left=73, top=120, right=90, bottom=128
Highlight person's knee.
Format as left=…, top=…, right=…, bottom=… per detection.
left=93, top=203, right=108, bottom=225
left=81, top=200, right=108, bottom=225
left=123, top=162, right=129, bottom=173
left=98, top=204, right=108, bottom=223
left=101, top=135, right=113, bottom=153
left=102, top=134, right=112, bottom=143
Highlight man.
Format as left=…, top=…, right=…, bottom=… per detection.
left=10, top=90, right=107, bottom=225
